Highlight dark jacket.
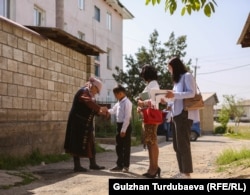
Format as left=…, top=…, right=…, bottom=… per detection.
left=64, top=87, right=101, bottom=156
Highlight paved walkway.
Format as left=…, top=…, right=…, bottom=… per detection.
left=1, top=135, right=250, bottom=195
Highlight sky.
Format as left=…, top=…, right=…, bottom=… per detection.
left=119, top=0, right=250, bottom=104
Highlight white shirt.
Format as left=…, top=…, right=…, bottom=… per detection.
left=163, top=109, right=172, bottom=122
left=171, top=72, right=200, bottom=121
left=142, top=80, right=160, bottom=106
left=108, top=96, right=132, bottom=133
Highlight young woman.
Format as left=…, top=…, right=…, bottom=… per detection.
left=137, top=64, right=161, bottom=178
left=164, top=56, right=200, bottom=178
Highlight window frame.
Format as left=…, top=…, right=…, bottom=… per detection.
left=0, top=0, right=10, bottom=18
left=34, top=6, right=45, bottom=26
left=78, top=31, right=85, bottom=41
left=95, top=62, right=100, bottom=77
left=94, top=6, right=100, bottom=22
left=78, top=0, right=84, bottom=10
left=106, top=12, right=112, bottom=30
left=94, top=55, right=100, bottom=77
left=107, top=48, right=112, bottom=70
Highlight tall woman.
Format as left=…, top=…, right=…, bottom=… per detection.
left=137, top=64, right=161, bottom=178
left=164, top=57, right=200, bottom=178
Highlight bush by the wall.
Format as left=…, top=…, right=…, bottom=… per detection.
left=214, top=126, right=227, bottom=134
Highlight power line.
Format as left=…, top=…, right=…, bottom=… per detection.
left=198, top=63, right=250, bottom=75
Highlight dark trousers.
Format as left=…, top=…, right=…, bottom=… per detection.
left=116, top=123, right=132, bottom=168
left=172, top=110, right=193, bottom=173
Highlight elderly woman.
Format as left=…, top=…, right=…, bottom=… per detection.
left=64, top=77, right=109, bottom=172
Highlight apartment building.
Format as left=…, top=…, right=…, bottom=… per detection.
left=0, top=0, right=134, bottom=102
left=0, top=0, right=133, bottom=156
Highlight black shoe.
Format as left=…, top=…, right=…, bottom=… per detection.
left=122, top=167, right=129, bottom=173
left=145, top=167, right=161, bottom=178
left=74, top=166, right=88, bottom=172
left=142, top=172, right=149, bottom=176
left=89, top=164, right=105, bottom=170
left=110, top=166, right=123, bottom=172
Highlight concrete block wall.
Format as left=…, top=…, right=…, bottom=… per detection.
left=0, top=17, right=93, bottom=157
left=199, top=105, right=214, bottom=135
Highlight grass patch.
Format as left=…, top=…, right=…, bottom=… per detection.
left=95, top=143, right=107, bottom=153
left=214, top=122, right=250, bottom=139
left=225, top=129, right=250, bottom=140
left=0, top=171, right=38, bottom=189
left=0, top=144, right=108, bottom=189
left=216, top=147, right=250, bottom=165
left=214, top=123, right=250, bottom=174
left=131, top=138, right=142, bottom=146
left=215, top=147, right=250, bottom=173
left=0, top=149, right=71, bottom=170
left=225, top=124, right=250, bottom=139
left=0, top=143, right=108, bottom=170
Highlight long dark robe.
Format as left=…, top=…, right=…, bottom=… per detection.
left=64, top=87, right=101, bottom=157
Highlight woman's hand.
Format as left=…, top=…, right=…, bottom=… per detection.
left=136, top=106, right=141, bottom=113
left=160, top=98, right=166, bottom=105
left=137, top=99, right=144, bottom=107
left=99, top=106, right=108, bottom=114
left=99, top=107, right=110, bottom=119
left=138, top=99, right=151, bottom=107
left=165, top=90, right=174, bottom=99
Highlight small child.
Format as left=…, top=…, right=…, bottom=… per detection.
left=162, top=108, right=172, bottom=141
left=108, top=84, right=133, bottom=172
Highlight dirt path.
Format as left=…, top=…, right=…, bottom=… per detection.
left=1, top=135, right=250, bottom=195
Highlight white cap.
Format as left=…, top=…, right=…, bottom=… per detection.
left=89, top=77, right=102, bottom=93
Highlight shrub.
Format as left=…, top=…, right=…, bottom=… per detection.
left=214, top=125, right=227, bottom=134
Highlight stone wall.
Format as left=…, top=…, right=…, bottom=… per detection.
left=0, top=17, right=94, bottom=157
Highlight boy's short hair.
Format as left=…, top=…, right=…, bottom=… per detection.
left=113, top=84, right=126, bottom=94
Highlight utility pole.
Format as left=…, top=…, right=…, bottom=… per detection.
left=192, top=58, right=200, bottom=81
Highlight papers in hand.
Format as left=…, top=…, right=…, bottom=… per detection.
left=150, top=89, right=173, bottom=109
left=139, top=92, right=150, bottom=100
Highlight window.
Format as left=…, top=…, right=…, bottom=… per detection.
left=106, top=90, right=111, bottom=102
left=107, top=48, right=112, bottom=69
left=78, top=31, right=85, bottom=41
left=94, top=55, right=100, bottom=61
left=94, top=6, right=100, bottom=22
left=106, top=12, right=112, bottom=30
left=95, top=63, right=100, bottom=77
left=78, top=0, right=84, bottom=10
left=95, top=55, right=100, bottom=77
left=0, top=0, right=10, bottom=18
left=34, top=6, right=45, bottom=26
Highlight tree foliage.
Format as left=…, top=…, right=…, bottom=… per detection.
left=145, top=0, right=217, bottom=17
left=112, top=29, right=191, bottom=104
left=218, top=106, right=230, bottom=129
left=218, top=95, right=245, bottom=133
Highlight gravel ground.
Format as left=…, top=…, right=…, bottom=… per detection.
left=1, top=135, right=250, bottom=195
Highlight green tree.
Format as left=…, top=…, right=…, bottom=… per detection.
left=145, top=0, right=217, bottom=17
left=218, top=95, right=244, bottom=133
left=112, top=29, right=191, bottom=104
left=218, top=106, right=230, bottom=130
